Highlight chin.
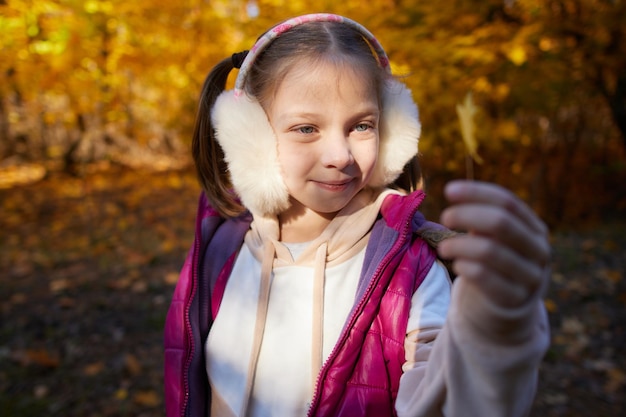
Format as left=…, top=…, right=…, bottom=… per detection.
left=311, top=198, right=354, bottom=215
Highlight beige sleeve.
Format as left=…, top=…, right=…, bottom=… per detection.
left=395, top=276, right=550, bottom=417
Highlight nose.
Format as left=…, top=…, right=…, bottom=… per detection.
left=321, top=132, right=354, bottom=169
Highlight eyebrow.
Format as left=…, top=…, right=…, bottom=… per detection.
left=278, top=106, right=380, bottom=121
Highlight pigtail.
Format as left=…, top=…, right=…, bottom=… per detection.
left=395, top=157, right=459, bottom=262
left=392, top=157, right=423, bottom=193
left=191, top=57, right=246, bottom=218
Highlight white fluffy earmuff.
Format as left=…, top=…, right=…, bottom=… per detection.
left=371, top=79, right=421, bottom=187
left=211, top=90, right=291, bottom=216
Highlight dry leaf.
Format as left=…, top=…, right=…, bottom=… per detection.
left=133, top=390, right=160, bottom=407
left=83, top=361, right=104, bottom=376
left=125, top=353, right=142, bottom=376
left=544, top=298, right=558, bottom=313
left=164, top=271, right=179, bottom=285
left=15, top=348, right=60, bottom=368
left=34, top=385, right=49, bottom=399
left=50, top=278, right=70, bottom=293
left=605, top=368, right=626, bottom=394
left=456, top=91, right=483, bottom=164
left=115, top=388, right=129, bottom=401
left=131, top=281, right=148, bottom=293
left=57, top=296, right=76, bottom=308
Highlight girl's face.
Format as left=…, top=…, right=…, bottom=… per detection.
left=267, top=59, right=380, bottom=223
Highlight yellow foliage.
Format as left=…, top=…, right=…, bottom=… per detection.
left=473, top=77, right=492, bottom=93
left=0, top=164, right=47, bottom=188
left=495, top=119, right=520, bottom=140
left=494, top=83, right=511, bottom=101
left=83, top=0, right=99, bottom=14
left=521, top=135, right=533, bottom=146
left=507, top=45, right=527, bottom=66
left=0, top=0, right=624, bottom=185
left=539, top=37, right=556, bottom=52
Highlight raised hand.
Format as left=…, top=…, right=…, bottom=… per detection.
left=437, top=180, right=551, bottom=308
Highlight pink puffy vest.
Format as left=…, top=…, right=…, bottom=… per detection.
left=164, top=191, right=439, bottom=417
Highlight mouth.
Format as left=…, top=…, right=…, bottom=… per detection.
left=313, top=178, right=355, bottom=191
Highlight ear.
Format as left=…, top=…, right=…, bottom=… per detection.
left=211, top=90, right=290, bottom=216
left=368, top=79, right=421, bottom=187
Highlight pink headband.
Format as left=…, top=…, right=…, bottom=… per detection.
left=233, top=13, right=391, bottom=96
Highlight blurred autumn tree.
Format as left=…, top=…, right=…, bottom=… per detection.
left=1, top=0, right=624, bottom=225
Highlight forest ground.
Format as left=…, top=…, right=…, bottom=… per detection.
left=1, top=166, right=624, bottom=416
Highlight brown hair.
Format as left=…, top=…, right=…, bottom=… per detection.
left=191, top=21, right=421, bottom=218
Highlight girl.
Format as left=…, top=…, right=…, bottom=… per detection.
left=164, top=13, right=551, bottom=417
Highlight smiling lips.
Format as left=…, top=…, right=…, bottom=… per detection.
left=313, top=178, right=355, bottom=191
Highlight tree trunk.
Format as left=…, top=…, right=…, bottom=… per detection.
left=0, top=94, right=9, bottom=159
left=604, top=75, right=626, bottom=149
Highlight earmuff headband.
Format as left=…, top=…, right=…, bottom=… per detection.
left=234, top=13, right=391, bottom=96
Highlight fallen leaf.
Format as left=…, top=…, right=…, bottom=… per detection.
left=581, top=239, right=597, bottom=251
left=125, top=353, right=142, bottom=376
left=164, top=271, right=179, bottom=285
left=131, top=281, right=148, bottom=293
left=544, top=298, right=558, bottom=313
left=605, top=368, right=626, bottom=394
left=115, top=388, right=129, bottom=401
left=600, top=268, right=622, bottom=284
left=561, top=317, right=585, bottom=334
left=543, top=392, right=569, bottom=406
left=107, top=277, right=132, bottom=290
left=14, top=348, right=60, bottom=368
left=83, top=361, right=105, bottom=376
left=33, top=385, right=49, bottom=399
left=133, top=390, right=160, bottom=407
left=10, top=293, right=26, bottom=304
left=57, top=296, right=76, bottom=308
left=50, top=278, right=70, bottom=293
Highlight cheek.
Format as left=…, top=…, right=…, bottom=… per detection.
left=356, top=141, right=379, bottom=177
left=277, top=142, right=310, bottom=179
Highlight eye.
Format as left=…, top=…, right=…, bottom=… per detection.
left=354, top=122, right=373, bottom=132
left=296, top=126, right=315, bottom=134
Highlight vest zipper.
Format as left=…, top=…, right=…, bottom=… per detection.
left=181, top=205, right=204, bottom=417
left=306, top=192, right=422, bottom=416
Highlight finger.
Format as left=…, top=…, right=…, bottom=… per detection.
left=438, top=234, right=544, bottom=295
left=440, top=204, right=551, bottom=266
left=444, top=180, right=548, bottom=236
left=451, top=259, right=530, bottom=308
